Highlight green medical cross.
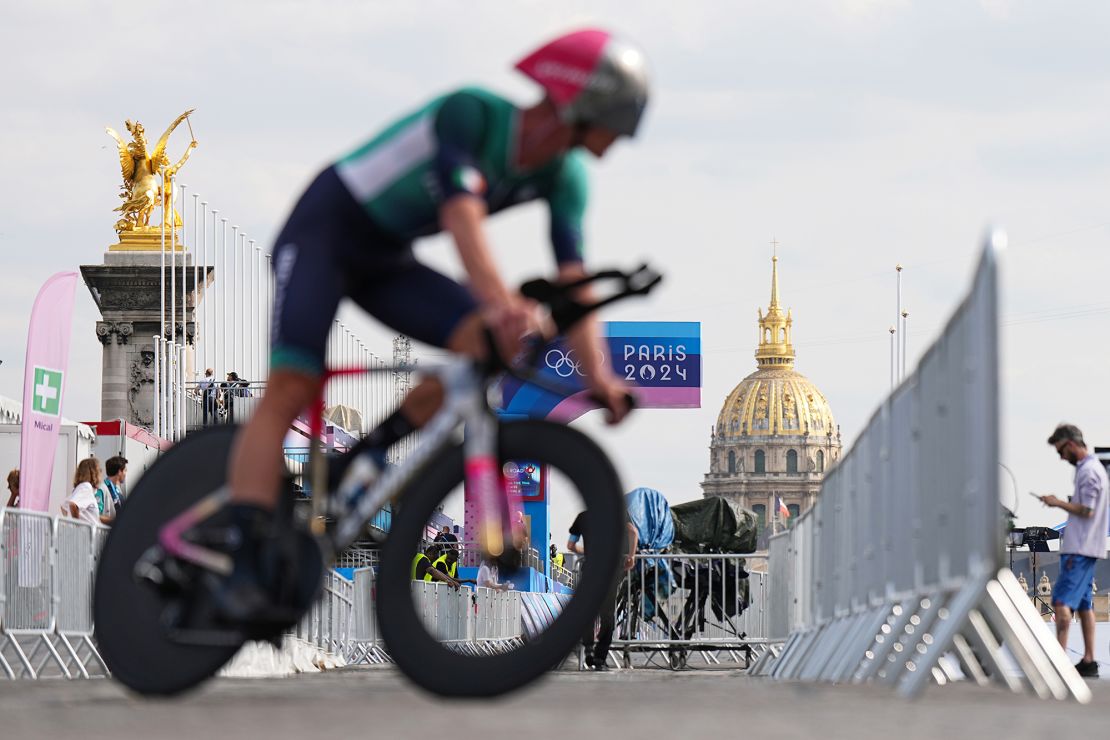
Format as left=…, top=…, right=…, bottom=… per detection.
left=32, top=367, right=63, bottom=416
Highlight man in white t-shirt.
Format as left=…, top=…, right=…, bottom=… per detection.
left=1040, top=423, right=1110, bottom=678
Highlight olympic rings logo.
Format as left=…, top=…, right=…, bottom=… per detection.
left=545, top=348, right=583, bottom=378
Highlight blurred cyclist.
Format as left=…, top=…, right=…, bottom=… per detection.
left=219, top=29, right=651, bottom=626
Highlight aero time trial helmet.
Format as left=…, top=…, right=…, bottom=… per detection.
left=515, top=29, right=649, bottom=138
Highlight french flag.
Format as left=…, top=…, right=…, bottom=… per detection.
left=777, top=496, right=790, bottom=520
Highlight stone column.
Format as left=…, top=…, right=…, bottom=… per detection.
left=81, top=248, right=211, bottom=430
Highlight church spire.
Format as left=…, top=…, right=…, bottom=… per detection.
left=756, top=240, right=794, bottom=369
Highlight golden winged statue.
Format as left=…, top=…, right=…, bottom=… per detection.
left=105, top=109, right=197, bottom=234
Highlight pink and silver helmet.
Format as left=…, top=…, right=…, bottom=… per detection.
left=515, top=28, right=650, bottom=138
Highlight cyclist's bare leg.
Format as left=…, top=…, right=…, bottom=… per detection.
left=229, top=369, right=321, bottom=510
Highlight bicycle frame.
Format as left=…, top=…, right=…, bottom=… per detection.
left=324, top=356, right=514, bottom=556
left=157, top=354, right=518, bottom=575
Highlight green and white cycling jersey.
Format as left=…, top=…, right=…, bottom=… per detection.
left=334, top=86, right=588, bottom=264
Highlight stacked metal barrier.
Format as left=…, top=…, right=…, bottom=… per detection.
left=0, top=508, right=109, bottom=680
left=754, top=233, right=1091, bottom=703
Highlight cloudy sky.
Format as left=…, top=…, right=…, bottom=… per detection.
left=3, top=1, right=1109, bottom=536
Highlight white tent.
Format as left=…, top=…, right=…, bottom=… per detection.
left=0, top=394, right=96, bottom=514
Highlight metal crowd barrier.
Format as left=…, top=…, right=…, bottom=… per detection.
left=1, top=508, right=109, bottom=680
left=347, top=567, right=390, bottom=664
left=406, top=581, right=524, bottom=655
left=335, top=545, right=382, bottom=570
left=609, top=553, right=770, bottom=669
left=294, top=570, right=354, bottom=658
left=753, top=233, right=1091, bottom=703
left=551, top=562, right=577, bottom=588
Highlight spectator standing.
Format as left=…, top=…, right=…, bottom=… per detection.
left=1040, top=423, right=1110, bottom=678
left=433, top=525, right=459, bottom=558
left=221, top=372, right=253, bottom=424
left=199, top=368, right=219, bottom=426
left=64, top=458, right=107, bottom=526
left=5, top=469, right=18, bottom=508
left=568, top=511, right=638, bottom=670
left=96, top=456, right=128, bottom=524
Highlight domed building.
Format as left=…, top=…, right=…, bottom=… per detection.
left=701, top=252, right=841, bottom=542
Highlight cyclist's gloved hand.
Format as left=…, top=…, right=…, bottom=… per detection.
left=483, top=293, right=546, bottom=364
left=589, top=373, right=635, bottom=425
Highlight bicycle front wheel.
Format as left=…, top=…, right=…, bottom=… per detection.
left=377, top=419, right=625, bottom=696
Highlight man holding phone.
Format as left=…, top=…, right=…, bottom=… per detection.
left=1039, top=423, right=1109, bottom=678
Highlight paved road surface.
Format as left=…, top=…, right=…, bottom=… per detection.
left=2, top=666, right=1106, bottom=740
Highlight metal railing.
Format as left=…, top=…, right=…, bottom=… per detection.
left=609, top=553, right=769, bottom=669
left=335, top=544, right=382, bottom=570
left=755, top=233, right=1091, bottom=703
left=184, top=380, right=266, bottom=431
left=447, top=541, right=542, bottom=573
left=551, top=562, right=577, bottom=588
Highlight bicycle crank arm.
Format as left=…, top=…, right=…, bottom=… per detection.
left=157, top=487, right=234, bottom=576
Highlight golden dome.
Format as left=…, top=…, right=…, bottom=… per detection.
left=715, top=366, right=836, bottom=438
left=714, top=251, right=837, bottom=439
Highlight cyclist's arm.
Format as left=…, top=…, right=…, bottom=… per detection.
left=560, top=263, right=629, bottom=423
left=548, top=157, right=629, bottom=422
left=440, top=197, right=510, bottom=306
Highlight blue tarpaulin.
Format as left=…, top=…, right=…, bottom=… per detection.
left=625, top=487, right=675, bottom=619
left=625, top=487, right=675, bottom=551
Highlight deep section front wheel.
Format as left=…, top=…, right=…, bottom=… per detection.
left=377, top=419, right=625, bottom=697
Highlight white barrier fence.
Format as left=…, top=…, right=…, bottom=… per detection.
left=0, top=509, right=109, bottom=679
left=3, top=509, right=770, bottom=679
left=1, top=515, right=532, bottom=680
left=754, top=233, right=1091, bottom=703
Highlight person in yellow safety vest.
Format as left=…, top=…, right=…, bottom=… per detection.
left=412, top=545, right=461, bottom=588
left=429, top=548, right=460, bottom=581
left=549, top=544, right=565, bottom=570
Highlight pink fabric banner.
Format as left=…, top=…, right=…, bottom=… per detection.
left=19, top=272, right=79, bottom=512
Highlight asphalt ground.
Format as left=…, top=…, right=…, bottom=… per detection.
left=2, top=664, right=1107, bottom=740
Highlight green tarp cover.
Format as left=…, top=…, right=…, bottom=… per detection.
left=670, top=496, right=758, bottom=554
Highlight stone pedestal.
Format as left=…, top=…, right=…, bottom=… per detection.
left=81, top=250, right=212, bottom=430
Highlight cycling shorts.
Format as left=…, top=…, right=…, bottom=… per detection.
left=269, top=166, right=478, bottom=375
